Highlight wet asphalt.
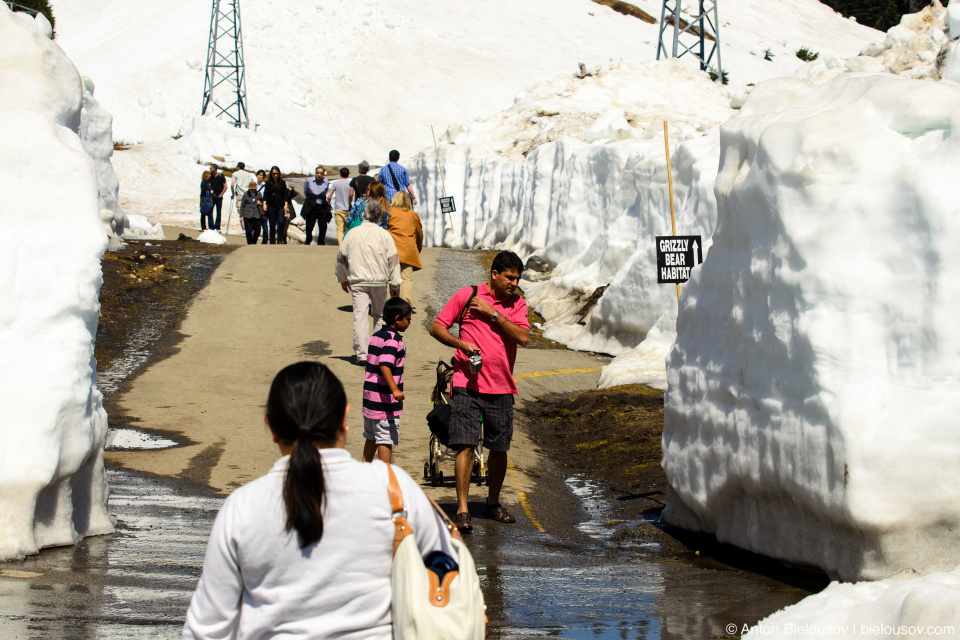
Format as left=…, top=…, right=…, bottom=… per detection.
left=0, top=247, right=813, bottom=639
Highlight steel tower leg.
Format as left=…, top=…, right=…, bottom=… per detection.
left=656, top=0, right=722, bottom=77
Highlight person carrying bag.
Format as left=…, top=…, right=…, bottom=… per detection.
left=387, top=465, right=486, bottom=640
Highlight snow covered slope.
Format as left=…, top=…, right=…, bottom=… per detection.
left=51, top=0, right=878, bottom=154
left=48, top=0, right=881, bottom=223
left=662, top=70, right=960, bottom=581
left=0, top=5, right=114, bottom=560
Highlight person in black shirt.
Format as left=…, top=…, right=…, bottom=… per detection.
left=263, top=166, right=288, bottom=245
left=256, top=169, right=269, bottom=244
left=208, top=164, right=228, bottom=232
left=349, top=160, right=376, bottom=203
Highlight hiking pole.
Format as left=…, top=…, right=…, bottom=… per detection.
left=431, top=125, right=456, bottom=234
left=663, top=120, right=680, bottom=305
left=224, top=195, right=235, bottom=236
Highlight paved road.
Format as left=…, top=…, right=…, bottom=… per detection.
left=104, top=245, right=604, bottom=502
left=0, top=245, right=811, bottom=639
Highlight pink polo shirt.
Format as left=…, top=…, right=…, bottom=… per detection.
left=434, top=283, right=529, bottom=396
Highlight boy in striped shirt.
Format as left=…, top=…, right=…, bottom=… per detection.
left=362, top=297, right=412, bottom=464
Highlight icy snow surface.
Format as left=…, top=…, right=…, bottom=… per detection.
left=742, top=570, right=960, bottom=639
left=662, top=70, right=960, bottom=581
left=0, top=5, right=114, bottom=560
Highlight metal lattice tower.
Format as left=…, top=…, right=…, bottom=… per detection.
left=201, top=0, right=249, bottom=128
left=656, top=0, right=722, bottom=77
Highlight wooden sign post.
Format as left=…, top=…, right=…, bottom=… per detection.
left=431, top=125, right=456, bottom=234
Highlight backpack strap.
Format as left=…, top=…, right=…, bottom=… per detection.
left=458, top=285, right=478, bottom=325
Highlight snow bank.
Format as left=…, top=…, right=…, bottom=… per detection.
left=410, top=59, right=732, bottom=387
left=0, top=5, right=114, bottom=559
left=110, top=116, right=314, bottom=228
left=78, top=77, right=129, bottom=237
left=662, top=71, right=960, bottom=581
left=743, top=570, right=960, bottom=639
left=196, top=229, right=228, bottom=245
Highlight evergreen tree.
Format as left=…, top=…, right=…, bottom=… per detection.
left=819, top=0, right=930, bottom=32
left=12, top=0, right=55, bottom=34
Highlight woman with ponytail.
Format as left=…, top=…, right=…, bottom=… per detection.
left=183, top=362, right=456, bottom=639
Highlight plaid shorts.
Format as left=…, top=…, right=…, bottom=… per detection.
left=448, top=387, right=514, bottom=452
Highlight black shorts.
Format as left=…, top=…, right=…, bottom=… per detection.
left=448, top=387, right=514, bottom=452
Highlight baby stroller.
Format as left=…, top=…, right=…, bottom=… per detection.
left=424, top=359, right=487, bottom=487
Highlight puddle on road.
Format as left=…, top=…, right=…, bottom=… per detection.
left=565, top=475, right=662, bottom=553
left=0, top=468, right=219, bottom=639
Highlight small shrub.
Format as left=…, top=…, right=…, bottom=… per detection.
left=796, top=47, right=819, bottom=62
left=708, top=67, right=729, bottom=85
left=763, top=48, right=775, bottom=61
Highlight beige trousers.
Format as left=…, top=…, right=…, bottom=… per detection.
left=351, top=285, right=387, bottom=362
left=335, top=210, right=349, bottom=245
left=399, top=264, right=415, bottom=306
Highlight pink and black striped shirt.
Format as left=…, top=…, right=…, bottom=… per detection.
left=362, top=326, right=405, bottom=419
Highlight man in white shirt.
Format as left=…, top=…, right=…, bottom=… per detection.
left=231, top=162, right=254, bottom=234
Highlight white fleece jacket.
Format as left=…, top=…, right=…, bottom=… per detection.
left=334, top=221, right=402, bottom=289
left=182, top=450, right=455, bottom=640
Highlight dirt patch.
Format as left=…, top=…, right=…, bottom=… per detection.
left=523, top=385, right=831, bottom=590
left=591, top=0, right=657, bottom=24
left=97, top=237, right=236, bottom=393
left=522, top=384, right=667, bottom=498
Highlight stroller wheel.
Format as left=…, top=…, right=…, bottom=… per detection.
left=423, top=462, right=430, bottom=481
left=473, top=461, right=481, bottom=486
left=438, top=470, right=444, bottom=486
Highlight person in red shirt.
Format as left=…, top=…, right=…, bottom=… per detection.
left=430, top=251, right=529, bottom=534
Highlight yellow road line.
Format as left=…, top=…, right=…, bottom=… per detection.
left=507, top=465, right=545, bottom=532
left=503, top=365, right=602, bottom=531
left=514, top=366, right=602, bottom=381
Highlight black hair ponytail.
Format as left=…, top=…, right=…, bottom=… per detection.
left=266, top=362, right=347, bottom=548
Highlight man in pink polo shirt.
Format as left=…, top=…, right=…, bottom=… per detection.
left=430, top=251, right=530, bottom=534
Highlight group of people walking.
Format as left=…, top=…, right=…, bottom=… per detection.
left=199, top=151, right=422, bottom=250
left=184, top=151, right=536, bottom=639
left=183, top=249, right=530, bottom=639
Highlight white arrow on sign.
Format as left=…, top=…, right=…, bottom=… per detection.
left=692, top=240, right=700, bottom=265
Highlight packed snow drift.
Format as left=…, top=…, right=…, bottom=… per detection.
left=742, top=570, right=960, bottom=640
left=0, top=5, right=115, bottom=559
left=661, top=70, right=960, bottom=581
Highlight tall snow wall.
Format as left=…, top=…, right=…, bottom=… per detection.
left=409, top=60, right=734, bottom=388
left=662, top=71, right=960, bottom=582
left=0, top=6, right=114, bottom=559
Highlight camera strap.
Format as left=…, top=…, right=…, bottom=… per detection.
left=458, top=286, right=478, bottom=325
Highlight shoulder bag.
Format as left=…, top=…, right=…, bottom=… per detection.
left=387, top=465, right=486, bottom=640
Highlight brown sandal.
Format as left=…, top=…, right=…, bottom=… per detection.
left=483, top=503, right=516, bottom=523
left=455, top=512, right=473, bottom=534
